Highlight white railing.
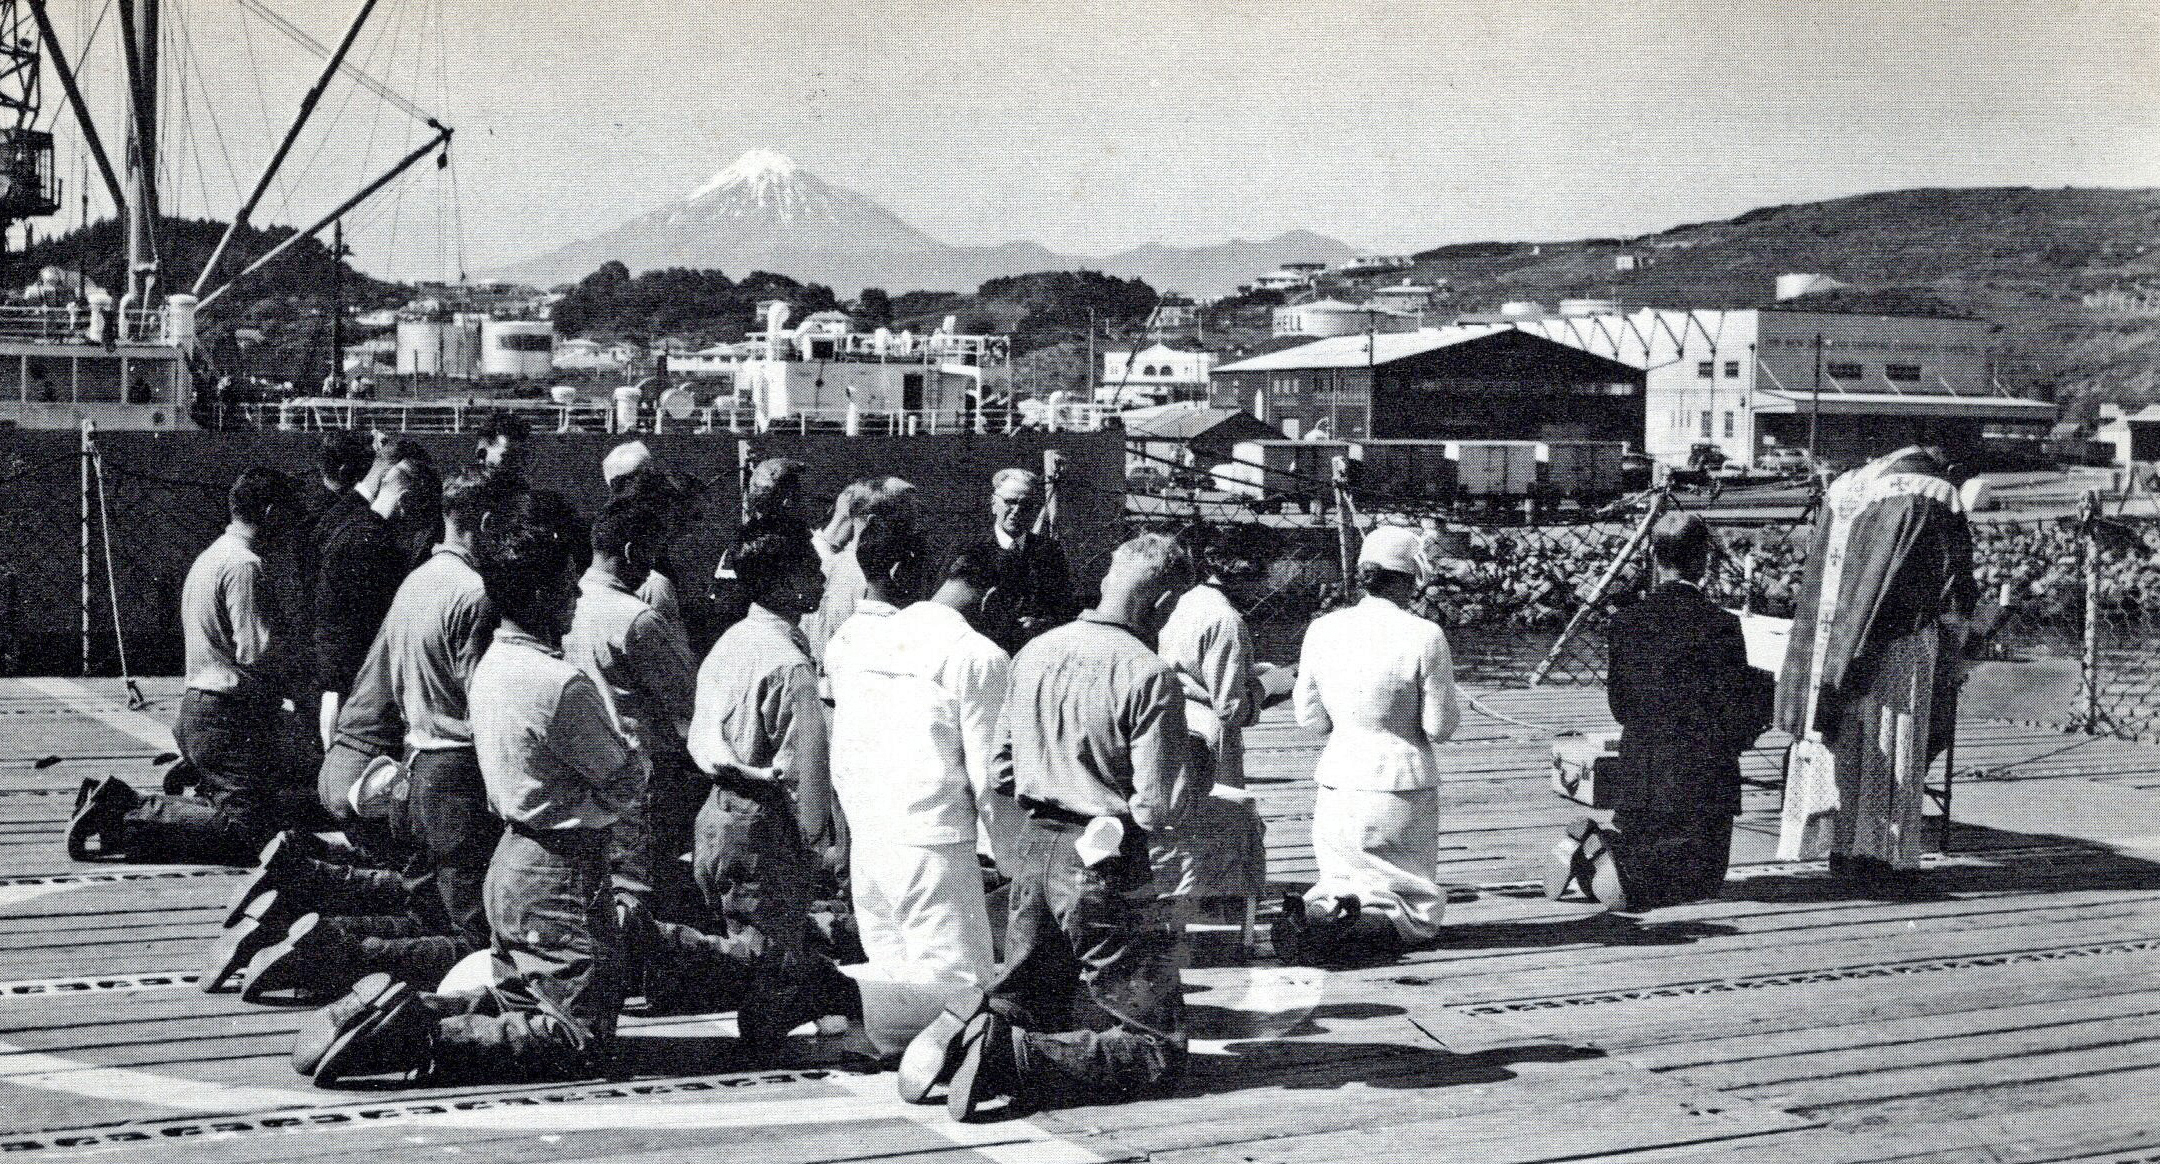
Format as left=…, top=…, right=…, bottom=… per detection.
left=0, top=305, right=171, bottom=345
left=221, top=397, right=1020, bottom=437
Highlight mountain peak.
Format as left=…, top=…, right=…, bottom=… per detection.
left=686, top=149, right=805, bottom=201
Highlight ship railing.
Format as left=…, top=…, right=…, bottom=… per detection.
left=223, top=398, right=618, bottom=434
left=215, top=398, right=1016, bottom=438
left=0, top=305, right=171, bottom=345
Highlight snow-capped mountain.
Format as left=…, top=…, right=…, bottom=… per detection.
left=495, top=150, right=1353, bottom=295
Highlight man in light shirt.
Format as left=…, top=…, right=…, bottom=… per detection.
left=825, top=518, right=1009, bottom=990
left=296, top=500, right=640, bottom=1085
left=70, top=468, right=305, bottom=866
left=562, top=495, right=701, bottom=922
left=900, top=533, right=1202, bottom=1122
left=1160, top=524, right=1262, bottom=789
left=684, top=519, right=855, bottom=1047
left=1278, top=525, right=1459, bottom=964
left=206, top=469, right=522, bottom=996
left=801, top=475, right=918, bottom=667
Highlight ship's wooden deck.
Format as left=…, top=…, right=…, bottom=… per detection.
left=4, top=675, right=2159, bottom=1163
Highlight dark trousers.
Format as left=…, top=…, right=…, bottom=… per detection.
left=409, top=748, right=498, bottom=955
left=1608, top=810, right=1735, bottom=911
left=990, top=819, right=1187, bottom=1104
left=428, top=828, right=623, bottom=1080
left=118, top=690, right=283, bottom=865
left=646, top=756, right=707, bottom=923
left=689, top=783, right=851, bottom=1034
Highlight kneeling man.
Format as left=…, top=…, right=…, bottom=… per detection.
left=1548, top=513, right=1772, bottom=911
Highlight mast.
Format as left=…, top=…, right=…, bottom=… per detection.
left=121, top=0, right=159, bottom=321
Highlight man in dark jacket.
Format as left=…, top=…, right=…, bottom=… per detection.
left=973, top=468, right=1077, bottom=656
left=1546, top=512, right=1771, bottom=912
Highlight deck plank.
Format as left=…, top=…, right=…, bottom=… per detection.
left=4, top=675, right=2158, bottom=1163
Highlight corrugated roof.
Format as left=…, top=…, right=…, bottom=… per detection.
left=1120, top=405, right=1274, bottom=441
left=1215, top=325, right=1511, bottom=372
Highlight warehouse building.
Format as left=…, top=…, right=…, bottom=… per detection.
left=1209, top=325, right=1644, bottom=442
left=1509, top=305, right=2057, bottom=466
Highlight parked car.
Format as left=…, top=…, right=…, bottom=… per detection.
left=1757, top=447, right=1811, bottom=474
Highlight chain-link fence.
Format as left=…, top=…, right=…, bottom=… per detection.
left=8, top=425, right=2159, bottom=744
left=1078, top=442, right=2160, bottom=741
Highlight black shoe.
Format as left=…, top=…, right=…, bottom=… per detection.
left=223, top=832, right=309, bottom=928
left=1544, top=819, right=1601, bottom=901
left=1271, top=893, right=1312, bottom=966
left=945, top=1011, right=1013, bottom=1123
left=294, top=974, right=434, bottom=1085
left=202, top=888, right=299, bottom=993
left=66, top=776, right=138, bottom=861
left=239, top=912, right=345, bottom=1004
left=159, top=759, right=199, bottom=796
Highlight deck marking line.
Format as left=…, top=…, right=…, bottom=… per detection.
left=1455, top=935, right=2160, bottom=1015
left=0, top=1041, right=1022, bottom=1145
left=14, top=679, right=175, bottom=752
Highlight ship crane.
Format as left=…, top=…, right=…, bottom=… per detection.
left=0, top=1, right=62, bottom=252
left=27, top=0, right=454, bottom=330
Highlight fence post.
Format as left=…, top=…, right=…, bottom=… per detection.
left=1330, top=455, right=1359, bottom=594
left=1041, top=449, right=1065, bottom=539
left=736, top=440, right=755, bottom=525
left=79, top=419, right=92, bottom=677
left=2081, top=488, right=2102, bottom=734
left=1528, top=488, right=1668, bottom=688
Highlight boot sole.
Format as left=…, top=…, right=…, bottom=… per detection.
left=221, top=834, right=294, bottom=928
left=202, top=891, right=288, bottom=993
left=312, top=985, right=424, bottom=1086
left=896, top=991, right=987, bottom=1104
left=239, top=912, right=324, bottom=1004
left=291, top=972, right=401, bottom=1078
left=944, top=1012, right=1000, bottom=1123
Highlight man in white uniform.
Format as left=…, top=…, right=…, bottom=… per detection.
left=824, top=518, right=1009, bottom=988
left=1280, top=526, right=1459, bottom=963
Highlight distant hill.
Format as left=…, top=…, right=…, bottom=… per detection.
left=493, top=149, right=1353, bottom=297
left=3, top=216, right=397, bottom=315
left=1387, top=187, right=2160, bottom=407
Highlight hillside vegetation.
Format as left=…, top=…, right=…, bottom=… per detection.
left=1387, top=187, right=2160, bottom=410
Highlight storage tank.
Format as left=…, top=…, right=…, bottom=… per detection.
left=1443, top=440, right=1540, bottom=497
left=1558, top=298, right=1618, bottom=317
left=480, top=319, right=555, bottom=378
left=1498, top=301, right=1545, bottom=319
left=396, top=317, right=481, bottom=378
left=1775, top=273, right=1846, bottom=301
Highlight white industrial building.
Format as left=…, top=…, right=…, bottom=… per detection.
left=1273, top=298, right=1417, bottom=339
left=1509, top=303, right=2057, bottom=466
left=1096, top=343, right=1217, bottom=407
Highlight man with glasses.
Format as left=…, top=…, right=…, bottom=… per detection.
left=975, top=468, right=1077, bottom=655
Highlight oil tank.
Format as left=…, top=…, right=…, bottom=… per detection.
left=1558, top=298, right=1618, bottom=317
left=1498, top=301, right=1545, bottom=319
left=396, top=317, right=481, bottom=378
left=480, top=319, right=555, bottom=378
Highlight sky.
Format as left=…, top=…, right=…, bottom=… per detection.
left=35, top=0, right=2160, bottom=282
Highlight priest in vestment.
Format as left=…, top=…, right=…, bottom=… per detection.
left=1775, top=446, right=1976, bottom=878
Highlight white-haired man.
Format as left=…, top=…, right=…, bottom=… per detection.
left=899, top=533, right=1203, bottom=1121
left=973, top=468, right=1076, bottom=655
left=1278, top=525, right=1459, bottom=964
